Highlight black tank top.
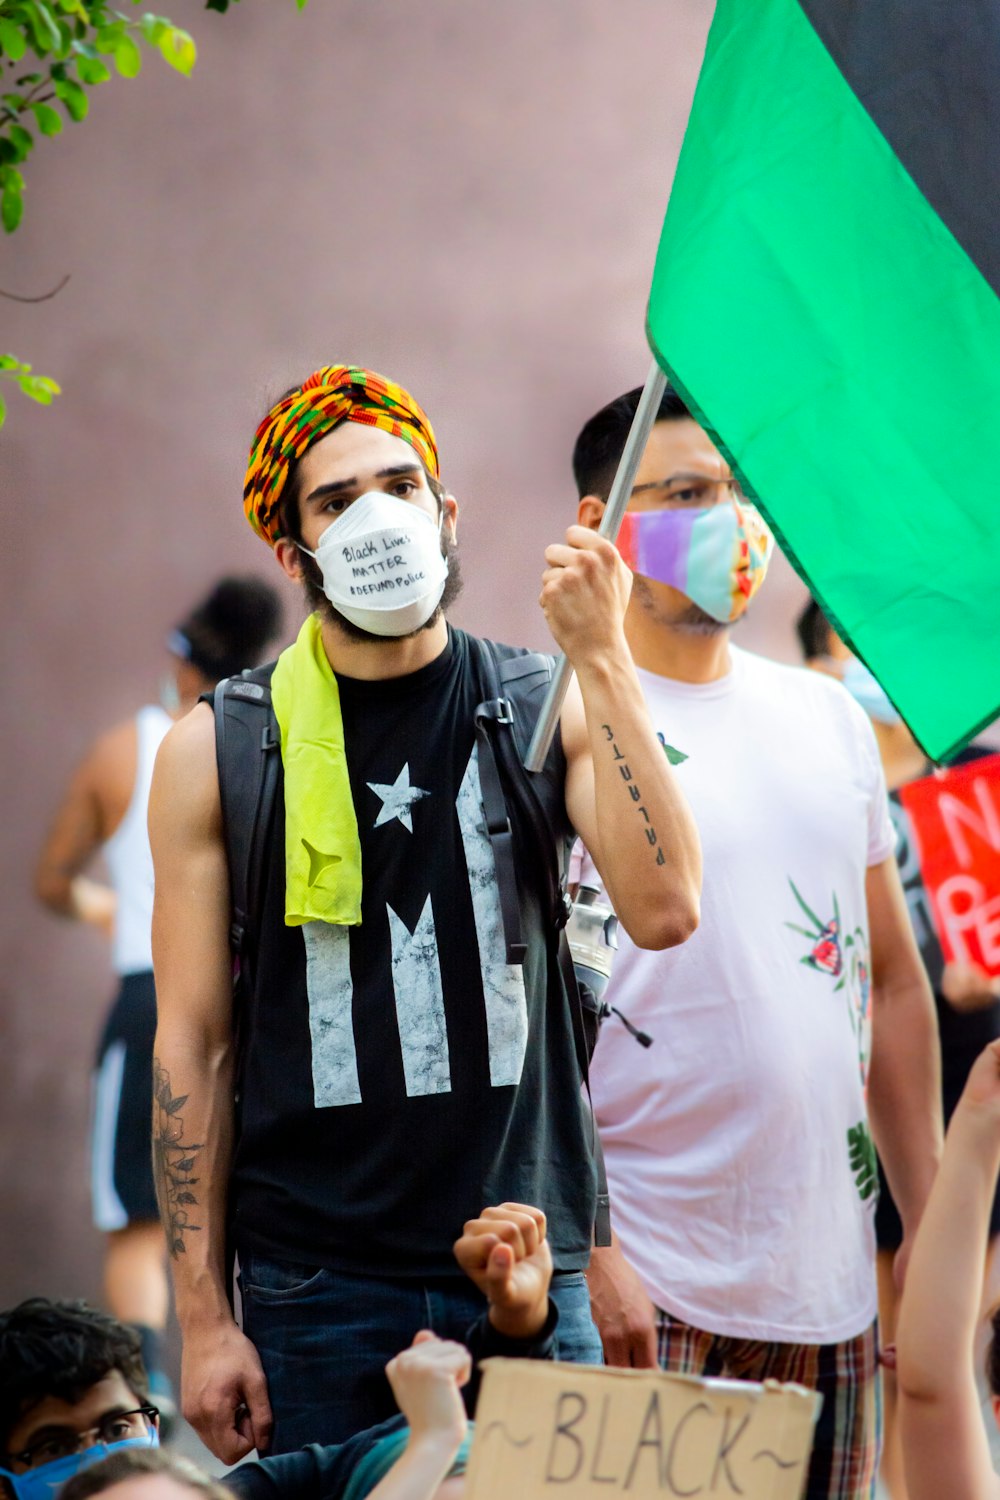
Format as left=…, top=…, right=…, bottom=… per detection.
left=230, top=628, right=596, bottom=1274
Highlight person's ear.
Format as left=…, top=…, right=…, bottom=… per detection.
left=274, top=536, right=305, bottom=584
left=992, top=1393, right=1000, bottom=1431
left=441, top=493, right=459, bottom=541
left=578, top=495, right=605, bottom=532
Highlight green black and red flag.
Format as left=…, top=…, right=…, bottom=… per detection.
left=647, top=0, right=1000, bottom=761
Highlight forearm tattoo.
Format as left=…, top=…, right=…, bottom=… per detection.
left=602, top=724, right=666, bottom=866
left=153, top=1058, right=203, bottom=1258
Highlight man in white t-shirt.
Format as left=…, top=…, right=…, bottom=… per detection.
left=571, top=384, right=942, bottom=1500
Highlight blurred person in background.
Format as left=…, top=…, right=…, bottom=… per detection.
left=34, top=578, right=284, bottom=1424
left=799, top=596, right=1000, bottom=1500
left=570, top=385, right=942, bottom=1500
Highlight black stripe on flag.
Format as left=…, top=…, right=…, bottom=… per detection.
left=797, top=0, right=1000, bottom=295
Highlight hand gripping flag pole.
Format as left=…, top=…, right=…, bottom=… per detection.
left=524, top=359, right=667, bottom=774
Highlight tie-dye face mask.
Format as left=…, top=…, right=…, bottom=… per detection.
left=617, top=497, right=775, bottom=623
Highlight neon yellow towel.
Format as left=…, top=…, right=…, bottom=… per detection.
left=270, top=613, right=362, bottom=926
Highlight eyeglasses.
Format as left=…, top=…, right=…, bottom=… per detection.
left=10, top=1407, right=159, bottom=1470
left=631, top=473, right=747, bottom=507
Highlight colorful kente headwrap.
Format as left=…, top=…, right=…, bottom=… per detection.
left=244, top=364, right=440, bottom=547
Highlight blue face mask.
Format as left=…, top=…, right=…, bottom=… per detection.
left=841, top=657, right=902, bottom=727
left=0, top=1435, right=159, bottom=1500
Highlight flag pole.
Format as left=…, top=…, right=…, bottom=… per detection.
left=524, top=358, right=667, bottom=774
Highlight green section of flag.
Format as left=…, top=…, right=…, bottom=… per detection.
left=646, top=0, right=1000, bottom=760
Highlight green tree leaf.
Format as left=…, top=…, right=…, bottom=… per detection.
left=31, top=101, right=64, bottom=135
left=140, top=14, right=168, bottom=45
left=19, top=374, right=61, bottom=403
left=95, top=23, right=127, bottom=54
left=54, top=76, right=89, bottom=120
left=76, top=54, right=112, bottom=84
left=158, top=26, right=195, bottom=75
left=0, top=392, right=6, bottom=430
left=0, top=19, right=28, bottom=61
left=30, top=1, right=64, bottom=54
left=114, top=33, right=142, bottom=77
left=1, top=180, right=24, bottom=232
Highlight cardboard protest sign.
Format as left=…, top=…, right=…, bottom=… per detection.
left=898, top=754, right=1000, bottom=975
left=465, top=1359, right=821, bottom=1500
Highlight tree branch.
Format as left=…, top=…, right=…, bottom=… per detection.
left=0, top=274, right=71, bottom=303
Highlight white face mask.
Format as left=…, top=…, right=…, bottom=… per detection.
left=299, top=491, right=449, bottom=638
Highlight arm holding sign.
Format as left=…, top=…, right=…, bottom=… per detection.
left=896, top=1041, right=1000, bottom=1500
left=865, top=855, right=943, bottom=1289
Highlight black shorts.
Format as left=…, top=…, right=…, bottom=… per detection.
left=91, top=971, right=159, bottom=1230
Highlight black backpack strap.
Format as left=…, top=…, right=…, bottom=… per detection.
left=559, top=934, right=612, bottom=1248
left=201, top=666, right=281, bottom=1309
left=472, top=646, right=529, bottom=965
left=471, top=637, right=612, bottom=1246
left=209, top=667, right=281, bottom=983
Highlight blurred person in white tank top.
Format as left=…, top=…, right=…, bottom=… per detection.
left=35, top=579, right=283, bottom=1422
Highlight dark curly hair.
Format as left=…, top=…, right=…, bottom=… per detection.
left=0, top=1300, right=147, bottom=1457
left=172, top=576, right=284, bottom=684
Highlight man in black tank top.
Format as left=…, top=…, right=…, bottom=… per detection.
left=149, top=364, right=702, bottom=1461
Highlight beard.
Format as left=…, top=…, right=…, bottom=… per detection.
left=672, top=601, right=734, bottom=636
left=631, top=575, right=734, bottom=636
left=299, top=535, right=465, bottom=643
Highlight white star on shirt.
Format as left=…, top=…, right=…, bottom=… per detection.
left=367, top=763, right=431, bottom=833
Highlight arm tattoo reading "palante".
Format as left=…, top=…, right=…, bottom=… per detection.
left=602, top=724, right=667, bottom=866
left=152, top=1058, right=203, bottom=1259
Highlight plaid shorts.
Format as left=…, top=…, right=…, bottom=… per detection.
left=656, top=1309, right=881, bottom=1500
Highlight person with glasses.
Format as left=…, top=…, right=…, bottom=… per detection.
left=0, top=1300, right=159, bottom=1500
left=569, top=384, right=943, bottom=1500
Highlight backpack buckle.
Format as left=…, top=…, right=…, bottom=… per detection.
left=494, top=696, right=514, bottom=725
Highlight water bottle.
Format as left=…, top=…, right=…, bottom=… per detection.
left=566, top=884, right=619, bottom=1001
left=566, top=885, right=652, bottom=1050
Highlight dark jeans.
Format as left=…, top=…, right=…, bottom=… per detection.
left=239, top=1255, right=602, bottom=1453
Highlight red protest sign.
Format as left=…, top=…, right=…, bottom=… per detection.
left=898, top=755, right=1000, bottom=976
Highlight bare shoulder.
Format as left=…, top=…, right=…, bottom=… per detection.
left=70, top=716, right=138, bottom=835
left=83, top=716, right=136, bottom=786
left=151, top=703, right=220, bottom=835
